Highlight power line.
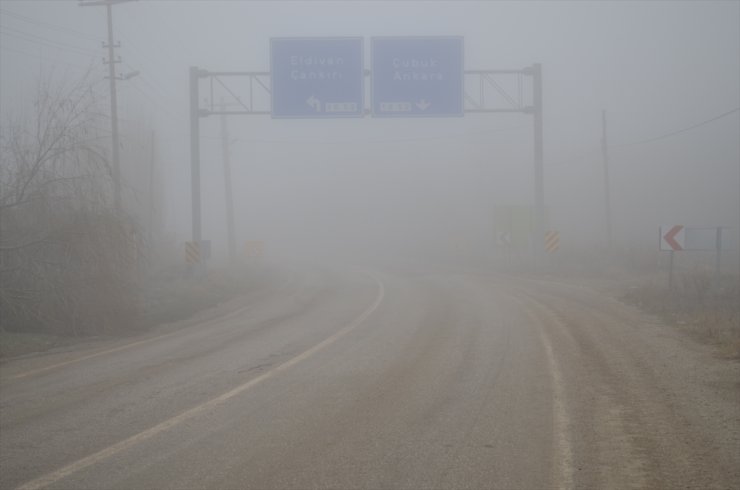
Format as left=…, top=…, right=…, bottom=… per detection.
left=0, top=26, right=100, bottom=57
left=549, top=107, right=739, bottom=167
left=118, top=48, right=175, bottom=102
left=115, top=21, right=187, bottom=73
left=612, top=107, right=740, bottom=149
left=0, top=8, right=100, bottom=42
left=125, top=80, right=176, bottom=117
left=0, top=44, right=92, bottom=70
left=114, top=8, right=191, bottom=69
left=548, top=148, right=601, bottom=168
left=78, top=0, right=137, bottom=213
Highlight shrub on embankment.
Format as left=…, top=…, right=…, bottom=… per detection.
left=0, top=73, right=141, bottom=340
left=623, top=274, right=740, bottom=359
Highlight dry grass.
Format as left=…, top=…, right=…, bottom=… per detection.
left=623, top=274, right=740, bottom=359
left=135, top=264, right=270, bottom=331
left=0, top=331, right=74, bottom=359
left=0, top=264, right=271, bottom=359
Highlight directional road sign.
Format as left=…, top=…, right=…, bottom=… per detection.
left=371, top=37, right=464, bottom=117
left=271, top=38, right=364, bottom=118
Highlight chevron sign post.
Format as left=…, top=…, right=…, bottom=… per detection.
left=660, top=225, right=685, bottom=251
left=660, top=225, right=683, bottom=288
left=185, top=240, right=211, bottom=267
left=185, top=241, right=200, bottom=264
left=660, top=225, right=727, bottom=288
left=544, top=230, right=560, bottom=253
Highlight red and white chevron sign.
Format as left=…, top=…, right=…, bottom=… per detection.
left=544, top=230, right=560, bottom=253
left=660, top=225, right=685, bottom=251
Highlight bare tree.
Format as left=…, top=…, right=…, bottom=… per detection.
left=0, top=72, right=142, bottom=336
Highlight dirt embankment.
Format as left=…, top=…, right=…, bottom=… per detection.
left=0, top=263, right=279, bottom=360
left=621, top=274, right=740, bottom=360
left=511, top=248, right=740, bottom=360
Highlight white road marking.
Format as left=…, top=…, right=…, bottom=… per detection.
left=539, top=328, right=575, bottom=490
left=15, top=272, right=385, bottom=490
left=509, top=293, right=574, bottom=490
left=9, top=331, right=183, bottom=380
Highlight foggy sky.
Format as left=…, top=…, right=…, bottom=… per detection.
left=1, top=0, right=738, bottom=263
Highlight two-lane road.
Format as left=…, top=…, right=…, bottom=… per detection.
left=1, top=265, right=738, bottom=489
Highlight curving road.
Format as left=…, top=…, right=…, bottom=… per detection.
left=1, top=264, right=738, bottom=489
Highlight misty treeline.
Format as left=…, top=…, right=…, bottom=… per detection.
left=0, top=72, right=144, bottom=336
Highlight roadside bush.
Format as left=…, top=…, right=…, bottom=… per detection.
left=0, top=73, right=142, bottom=336
left=623, top=273, right=740, bottom=359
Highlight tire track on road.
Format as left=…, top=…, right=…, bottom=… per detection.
left=7, top=270, right=300, bottom=381
left=508, top=291, right=575, bottom=490
left=14, top=271, right=385, bottom=490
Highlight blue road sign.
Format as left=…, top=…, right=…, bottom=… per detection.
left=372, top=37, right=464, bottom=117
left=271, top=38, right=364, bottom=118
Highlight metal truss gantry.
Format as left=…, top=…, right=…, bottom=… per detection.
left=189, top=65, right=544, bottom=259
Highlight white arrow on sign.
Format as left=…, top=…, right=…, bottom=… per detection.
left=306, top=95, right=321, bottom=112
left=415, top=99, right=431, bottom=111
left=497, top=231, right=511, bottom=246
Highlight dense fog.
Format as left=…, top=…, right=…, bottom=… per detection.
left=2, top=5, right=740, bottom=488
left=2, top=0, right=738, bottom=268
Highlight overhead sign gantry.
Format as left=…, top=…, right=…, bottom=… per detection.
left=189, top=37, right=545, bottom=263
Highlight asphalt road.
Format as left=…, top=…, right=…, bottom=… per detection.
left=1, top=264, right=738, bottom=489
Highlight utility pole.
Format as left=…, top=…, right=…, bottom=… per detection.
left=601, top=109, right=613, bottom=247
left=148, top=130, right=156, bottom=247
left=531, top=63, right=545, bottom=259
left=219, top=100, right=237, bottom=264
left=190, top=66, right=203, bottom=246
left=79, top=0, right=136, bottom=212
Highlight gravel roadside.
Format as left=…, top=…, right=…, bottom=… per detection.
left=515, top=274, right=740, bottom=489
